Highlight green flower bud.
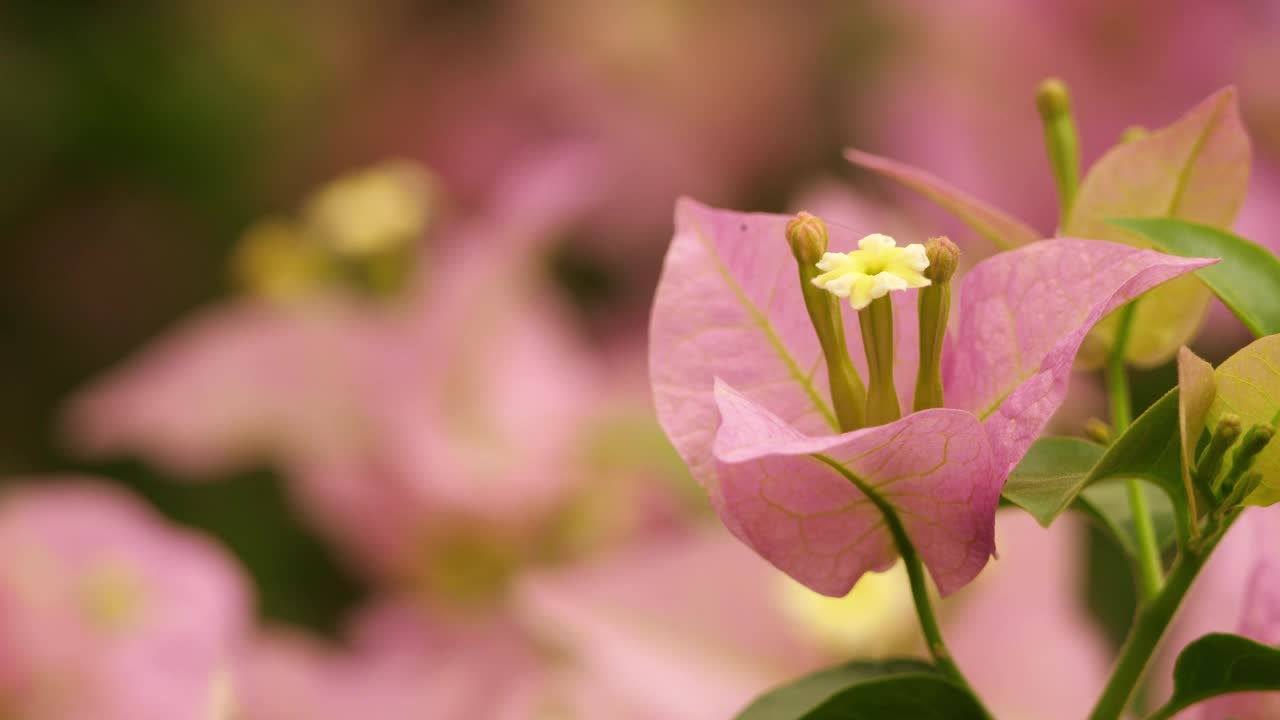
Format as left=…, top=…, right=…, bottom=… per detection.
left=1120, top=125, right=1150, bottom=144
left=1084, top=418, right=1112, bottom=446
left=913, top=237, right=958, bottom=411
left=786, top=212, right=829, bottom=267
left=1196, top=413, right=1241, bottom=492
left=786, top=212, right=866, bottom=431
left=1035, top=77, right=1081, bottom=221
left=922, top=236, right=959, bottom=284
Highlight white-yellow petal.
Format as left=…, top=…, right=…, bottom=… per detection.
left=810, top=234, right=932, bottom=309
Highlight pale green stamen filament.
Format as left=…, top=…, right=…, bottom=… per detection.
left=812, top=234, right=931, bottom=311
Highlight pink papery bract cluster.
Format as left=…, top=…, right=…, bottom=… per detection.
left=0, top=479, right=250, bottom=720
left=65, top=185, right=599, bottom=582
left=649, top=197, right=1214, bottom=596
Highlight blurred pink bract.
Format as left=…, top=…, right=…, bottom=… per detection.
left=0, top=479, right=250, bottom=720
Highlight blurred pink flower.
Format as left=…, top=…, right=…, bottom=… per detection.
left=65, top=158, right=608, bottom=583
left=865, top=0, right=1278, bottom=238
left=946, top=512, right=1111, bottom=720
left=342, top=1, right=844, bottom=252
left=0, top=479, right=250, bottom=720
left=1162, top=507, right=1280, bottom=719
left=231, top=527, right=824, bottom=720
left=650, top=197, right=1212, bottom=596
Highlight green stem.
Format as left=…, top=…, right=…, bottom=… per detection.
left=913, top=282, right=949, bottom=411
left=1107, top=302, right=1164, bottom=599
left=796, top=263, right=866, bottom=431
left=1088, top=524, right=1231, bottom=720
left=859, top=296, right=901, bottom=426
left=816, top=455, right=990, bottom=718
left=1035, top=78, right=1082, bottom=222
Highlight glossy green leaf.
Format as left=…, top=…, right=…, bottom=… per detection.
left=1114, top=217, right=1280, bottom=339
left=1002, top=437, right=1105, bottom=525
left=1205, top=334, right=1280, bottom=505
left=1002, top=437, right=1176, bottom=562
left=802, top=675, right=987, bottom=720
left=736, top=660, right=937, bottom=720
left=844, top=148, right=1041, bottom=250
left=1148, top=633, right=1280, bottom=720
left=1003, top=389, right=1189, bottom=540
left=1066, top=87, right=1250, bottom=368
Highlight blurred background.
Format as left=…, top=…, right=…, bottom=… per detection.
left=1, top=1, right=1279, bottom=718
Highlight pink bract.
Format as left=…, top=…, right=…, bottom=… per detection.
left=0, top=479, right=250, bottom=720
left=649, top=197, right=1214, bottom=596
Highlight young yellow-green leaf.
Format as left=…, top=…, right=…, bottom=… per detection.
left=1066, top=88, right=1251, bottom=368
left=736, top=660, right=938, bottom=720
left=1205, top=334, right=1280, bottom=505
left=1148, top=634, right=1280, bottom=720
left=1177, top=346, right=1217, bottom=524
left=845, top=148, right=1041, bottom=250
left=1114, top=217, right=1280, bottom=339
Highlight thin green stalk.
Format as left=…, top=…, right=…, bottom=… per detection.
left=859, top=296, right=901, bottom=426
left=1088, top=522, right=1231, bottom=720
left=816, top=455, right=991, bottom=718
left=1107, top=302, right=1164, bottom=599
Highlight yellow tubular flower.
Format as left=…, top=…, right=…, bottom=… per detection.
left=812, top=234, right=931, bottom=310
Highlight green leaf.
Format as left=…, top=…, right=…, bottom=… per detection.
left=1148, top=633, right=1280, bottom=720
left=800, top=675, right=987, bottom=720
left=1113, top=217, right=1280, bottom=339
left=1205, top=334, right=1280, bottom=505
left=736, top=660, right=938, bottom=720
left=1004, top=390, right=1186, bottom=533
left=1065, top=87, right=1250, bottom=368
left=1001, top=437, right=1176, bottom=564
left=1002, top=437, right=1105, bottom=525
left=844, top=148, right=1041, bottom=250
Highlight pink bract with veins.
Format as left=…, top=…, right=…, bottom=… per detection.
left=649, top=197, right=1214, bottom=596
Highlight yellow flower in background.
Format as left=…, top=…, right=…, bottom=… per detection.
left=229, top=160, right=441, bottom=300
left=777, top=559, right=918, bottom=658
left=303, top=160, right=439, bottom=257
left=230, top=217, right=330, bottom=300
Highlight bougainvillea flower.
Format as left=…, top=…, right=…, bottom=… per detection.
left=650, top=198, right=1214, bottom=596
left=64, top=156, right=601, bottom=584
left=0, top=479, right=250, bottom=720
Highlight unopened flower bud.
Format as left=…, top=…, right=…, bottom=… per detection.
left=1196, top=414, right=1241, bottom=492
left=1215, top=422, right=1273, bottom=500
left=786, top=212, right=829, bottom=266
left=913, top=239, right=957, bottom=411
left=1035, top=78, right=1072, bottom=119
left=787, top=211, right=866, bottom=431
left=1221, top=471, right=1264, bottom=511
left=922, top=236, right=959, bottom=284
left=1035, top=77, right=1081, bottom=220
left=1120, top=126, right=1150, bottom=144
left=1084, top=418, right=1112, bottom=445
left=1235, top=423, right=1274, bottom=467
